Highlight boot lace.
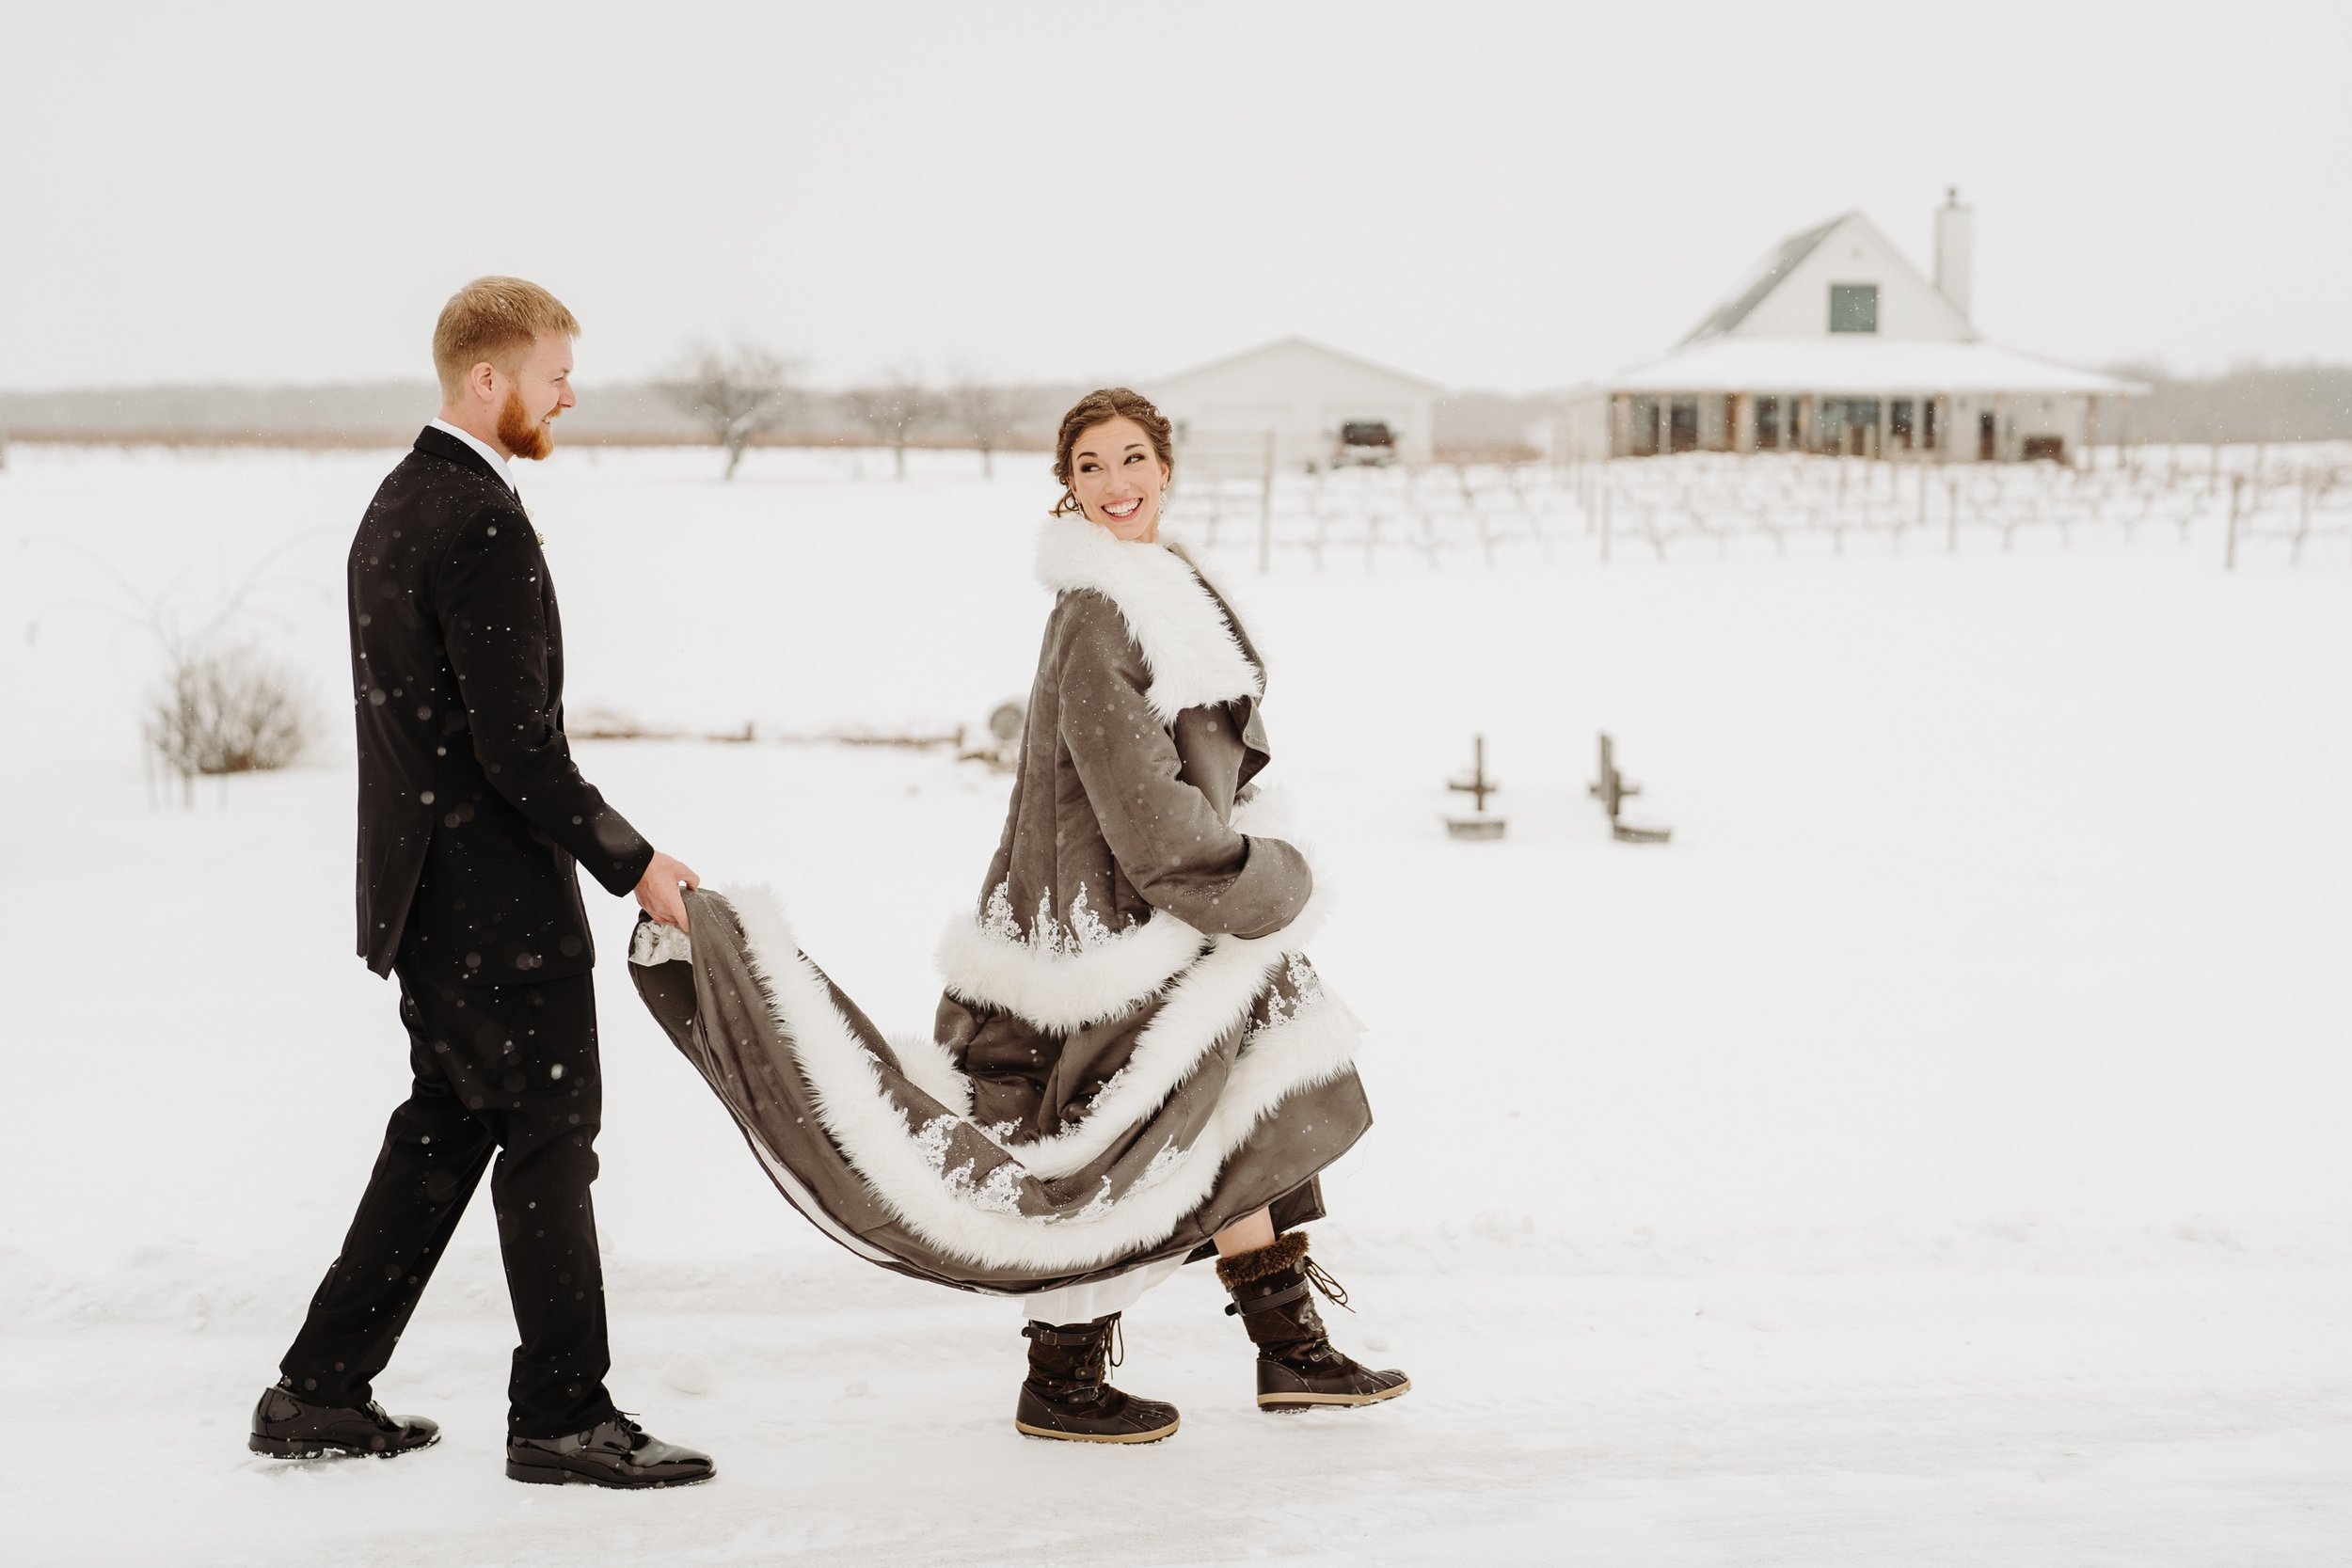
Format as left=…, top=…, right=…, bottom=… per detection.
left=1069, top=1318, right=1123, bottom=1405
left=1303, top=1257, right=1355, bottom=1313
left=1079, top=1315, right=1125, bottom=1382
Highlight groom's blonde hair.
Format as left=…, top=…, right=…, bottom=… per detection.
left=432, top=277, right=580, bottom=400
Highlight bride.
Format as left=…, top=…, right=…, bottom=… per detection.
left=631, top=388, right=1407, bottom=1443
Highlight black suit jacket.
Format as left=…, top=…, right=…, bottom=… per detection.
left=348, top=426, right=654, bottom=982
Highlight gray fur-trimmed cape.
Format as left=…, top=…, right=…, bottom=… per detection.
left=629, top=515, right=1373, bottom=1297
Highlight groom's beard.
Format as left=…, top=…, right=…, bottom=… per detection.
left=498, top=388, right=556, bottom=461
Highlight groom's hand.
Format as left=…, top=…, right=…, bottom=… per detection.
left=636, top=851, right=701, bottom=931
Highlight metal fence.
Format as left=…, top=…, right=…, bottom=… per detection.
left=1165, top=444, right=2352, bottom=573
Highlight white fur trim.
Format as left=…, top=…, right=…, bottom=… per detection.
left=930, top=863, right=1331, bottom=1181
left=888, top=1031, right=975, bottom=1117
left=719, top=882, right=1360, bottom=1273
left=1034, top=513, right=1263, bottom=725
left=937, top=905, right=1206, bottom=1035
left=934, top=784, right=1319, bottom=1035
left=970, top=913, right=1294, bottom=1180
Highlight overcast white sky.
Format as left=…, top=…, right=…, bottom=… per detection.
left=4, top=1, right=2346, bottom=394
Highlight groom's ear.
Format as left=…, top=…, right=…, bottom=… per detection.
left=465, top=358, right=501, bottom=404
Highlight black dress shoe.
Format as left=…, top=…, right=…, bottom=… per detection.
left=506, top=1416, right=714, bottom=1489
left=248, top=1380, right=440, bottom=1458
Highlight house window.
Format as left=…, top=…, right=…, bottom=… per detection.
left=1667, top=399, right=1699, bottom=453
left=1829, top=284, right=1879, bottom=334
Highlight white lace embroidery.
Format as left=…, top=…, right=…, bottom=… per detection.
left=966, top=1161, right=1027, bottom=1215
left=1068, top=883, right=1117, bottom=948
left=1130, top=1137, right=1185, bottom=1195
left=1245, top=955, right=1328, bottom=1044
left=913, top=1114, right=957, bottom=1172
left=979, top=879, right=1130, bottom=957
left=914, top=1114, right=1029, bottom=1215
left=1064, top=1138, right=1185, bottom=1224
left=978, top=882, right=1023, bottom=943
left=1072, top=1176, right=1117, bottom=1222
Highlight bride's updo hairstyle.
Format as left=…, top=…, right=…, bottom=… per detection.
left=1052, top=388, right=1174, bottom=517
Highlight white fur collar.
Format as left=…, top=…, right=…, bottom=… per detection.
left=1034, top=513, right=1263, bottom=725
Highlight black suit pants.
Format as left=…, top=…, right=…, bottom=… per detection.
left=279, top=967, right=618, bottom=1438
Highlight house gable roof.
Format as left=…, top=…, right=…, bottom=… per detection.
left=1155, top=334, right=1445, bottom=395
left=1682, top=210, right=1972, bottom=346
left=1679, top=214, right=1844, bottom=346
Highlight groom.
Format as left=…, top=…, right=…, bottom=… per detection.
left=248, top=277, right=712, bottom=1488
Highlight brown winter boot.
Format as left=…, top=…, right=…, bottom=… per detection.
left=1217, top=1232, right=1410, bottom=1412
left=1014, top=1314, right=1182, bottom=1444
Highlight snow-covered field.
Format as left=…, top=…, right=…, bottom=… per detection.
left=3, top=443, right=2347, bottom=1565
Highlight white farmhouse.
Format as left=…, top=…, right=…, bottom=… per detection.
left=1561, top=193, right=2142, bottom=463
left=1146, top=336, right=1441, bottom=472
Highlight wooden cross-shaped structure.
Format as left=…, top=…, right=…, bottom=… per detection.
left=1590, top=732, right=1672, bottom=844
left=1449, top=735, right=1499, bottom=813
left=1445, top=735, right=1506, bottom=839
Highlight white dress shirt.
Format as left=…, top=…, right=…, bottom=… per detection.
left=426, top=417, right=516, bottom=494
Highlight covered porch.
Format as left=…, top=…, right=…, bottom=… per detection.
left=1567, top=339, right=2146, bottom=465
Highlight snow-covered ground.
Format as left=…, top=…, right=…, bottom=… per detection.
left=3, top=444, right=2347, bottom=1565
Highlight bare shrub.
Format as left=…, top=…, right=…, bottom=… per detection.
left=146, top=644, right=314, bottom=803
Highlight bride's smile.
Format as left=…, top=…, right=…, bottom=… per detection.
left=1068, top=415, right=1169, bottom=542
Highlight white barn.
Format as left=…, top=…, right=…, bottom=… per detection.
left=1562, top=194, right=2143, bottom=463
left=1147, top=336, right=1441, bottom=472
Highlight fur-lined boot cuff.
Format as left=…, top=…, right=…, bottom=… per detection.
left=1215, top=1230, right=1310, bottom=1289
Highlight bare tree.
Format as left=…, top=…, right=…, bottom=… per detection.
left=944, top=376, right=1025, bottom=478
left=660, top=343, right=803, bottom=480
left=844, top=367, right=941, bottom=480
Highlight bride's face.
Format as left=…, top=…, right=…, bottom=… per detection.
left=1070, top=416, right=1170, bottom=543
